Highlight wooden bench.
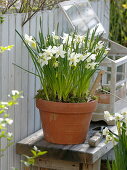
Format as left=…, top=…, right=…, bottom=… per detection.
left=16, top=122, right=116, bottom=170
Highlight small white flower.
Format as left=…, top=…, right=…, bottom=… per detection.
left=1, top=123, right=6, bottom=127
left=0, top=118, right=4, bottom=122
left=62, top=33, right=72, bottom=45
left=11, top=90, right=20, bottom=96
left=43, top=46, right=53, bottom=58
left=33, top=146, right=38, bottom=151
left=114, top=113, right=124, bottom=121
left=106, top=134, right=113, bottom=142
left=87, top=53, right=96, bottom=62
left=52, top=45, right=66, bottom=58
left=7, top=132, right=13, bottom=138
left=24, top=34, right=36, bottom=48
left=103, top=127, right=109, bottom=136
left=33, top=145, right=40, bottom=152
left=68, top=52, right=80, bottom=66
left=38, top=52, right=52, bottom=67
left=5, top=118, right=13, bottom=125
left=104, top=111, right=114, bottom=122
left=0, top=102, right=8, bottom=105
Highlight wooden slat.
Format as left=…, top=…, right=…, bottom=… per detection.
left=28, top=14, right=36, bottom=136
left=1, top=13, right=9, bottom=170
left=7, top=13, right=15, bottom=170
left=35, top=157, right=80, bottom=170
left=34, top=12, right=42, bottom=131
left=21, top=13, right=29, bottom=139
left=14, top=13, right=22, bottom=170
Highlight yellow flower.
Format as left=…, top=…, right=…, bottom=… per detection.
left=122, top=4, right=127, bottom=9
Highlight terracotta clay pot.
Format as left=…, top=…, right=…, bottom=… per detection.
left=96, top=93, right=110, bottom=104
left=36, top=99, right=97, bottom=144
left=96, top=86, right=126, bottom=104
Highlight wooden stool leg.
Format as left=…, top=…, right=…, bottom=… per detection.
left=83, top=159, right=101, bottom=170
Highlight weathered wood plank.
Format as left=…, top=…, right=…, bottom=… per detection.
left=1, top=13, right=9, bottom=170
left=35, top=158, right=80, bottom=170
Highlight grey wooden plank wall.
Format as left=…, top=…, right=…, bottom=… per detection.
left=0, top=1, right=110, bottom=169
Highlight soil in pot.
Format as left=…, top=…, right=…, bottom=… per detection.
left=36, top=99, right=97, bottom=144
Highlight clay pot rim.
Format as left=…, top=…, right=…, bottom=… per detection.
left=36, top=98, right=97, bottom=105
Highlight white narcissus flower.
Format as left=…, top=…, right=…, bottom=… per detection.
left=104, top=111, right=114, bottom=122
left=114, top=113, right=124, bottom=121
left=87, top=54, right=96, bottom=62
left=62, top=33, right=72, bottom=45
left=5, top=118, right=13, bottom=125
left=52, top=45, right=66, bottom=58
left=103, top=127, right=109, bottom=136
left=43, top=46, right=54, bottom=58
left=58, top=45, right=66, bottom=58
left=106, top=134, right=113, bottom=142
left=68, top=53, right=80, bottom=66
left=24, top=34, right=36, bottom=48
left=38, top=54, right=50, bottom=67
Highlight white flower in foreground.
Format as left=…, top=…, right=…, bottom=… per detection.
left=106, top=134, right=113, bottom=142
left=104, top=111, right=114, bottom=121
left=43, top=46, right=54, bottom=58
left=0, top=118, right=4, bottom=122
left=52, top=45, right=66, bottom=58
left=33, top=145, right=40, bottom=152
left=114, top=113, right=124, bottom=121
left=103, top=127, right=109, bottom=136
left=68, top=52, right=80, bottom=66
left=5, top=118, right=13, bottom=125
left=33, top=146, right=38, bottom=151
left=1, top=123, right=6, bottom=127
left=24, top=34, right=36, bottom=48
left=7, top=132, right=13, bottom=138
left=38, top=53, right=51, bottom=67
left=11, top=90, right=20, bottom=96
left=0, top=102, right=8, bottom=105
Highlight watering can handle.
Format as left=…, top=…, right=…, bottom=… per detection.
left=90, top=70, right=105, bottom=96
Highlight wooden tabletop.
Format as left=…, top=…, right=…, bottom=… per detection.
left=16, top=122, right=117, bottom=165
